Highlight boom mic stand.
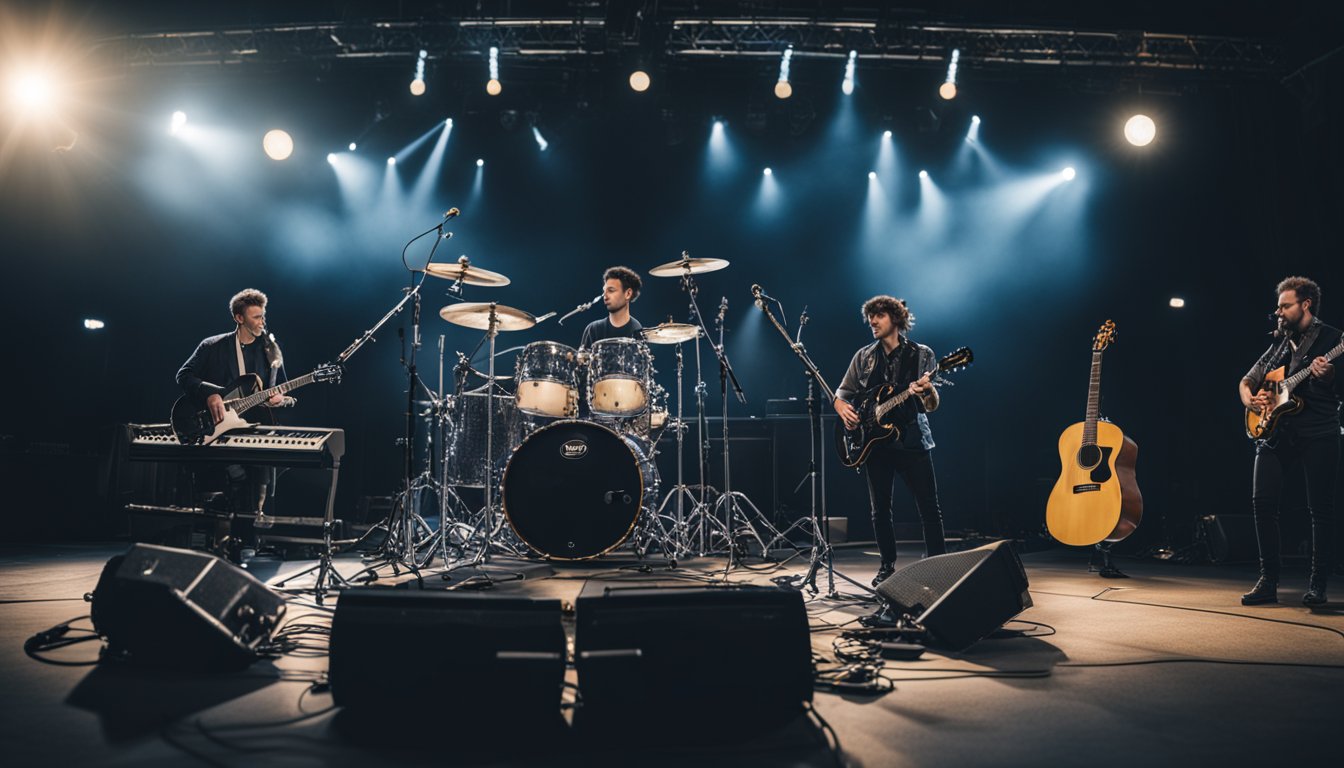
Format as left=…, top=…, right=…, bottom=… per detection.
left=751, top=286, right=871, bottom=598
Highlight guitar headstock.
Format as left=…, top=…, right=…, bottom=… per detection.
left=937, top=347, right=974, bottom=374
left=1093, top=320, right=1117, bottom=352
left=314, top=364, right=343, bottom=384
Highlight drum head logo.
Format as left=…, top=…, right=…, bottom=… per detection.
left=561, top=439, right=588, bottom=459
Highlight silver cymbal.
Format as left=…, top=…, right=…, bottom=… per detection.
left=642, top=322, right=702, bottom=344
left=423, top=256, right=510, bottom=287
left=648, top=255, right=730, bottom=277
left=439, top=302, right=536, bottom=331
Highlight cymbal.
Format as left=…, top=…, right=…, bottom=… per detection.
left=642, top=322, right=702, bottom=344
left=648, top=256, right=730, bottom=277
left=439, top=302, right=536, bottom=331
left=423, top=256, right=511, bottom=287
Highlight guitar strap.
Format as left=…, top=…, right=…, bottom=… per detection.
left=234, top=331, right=247, bottom=382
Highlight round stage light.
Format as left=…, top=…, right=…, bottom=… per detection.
left=1124, top=114, right=1156, bottom=147
left=348, top=142, right=357, bottom=151
left=774, top=80, right=792, bottom=100
left=326, top=153, right=336, bottom=164
left=409, top=78, right=426, bottom=96
left=883, top=129, right=892, bottom=139
left=1061, top=167, right=1076, bottom=180
left=629, top=70, right=651, bottom=92
left=262, top=129, right=294, bottom=161
left=919, top=170, right=929, bottom=180
left=763, top=168, right=772, bottom=176
left=10, top=69, right=56, bottom=112
left=486, top=78, right=502, bottom=96
left=868, top=171, right=877, bottom=180
left=1169, top=297, right=1186, bottom=309
left=938, top=81, right=957, bottom=100
left=476, top=158, right=484, bottom=167
left=170, top=111, right=187, bottom=135
left=387, top=157, right=396, bottom=166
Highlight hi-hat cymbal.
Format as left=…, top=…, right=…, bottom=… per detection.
left=648, top=255, right=730, bottom=277
left=642, top=322, right=702, bottom=344
left=424, top=256, right=511, bottom=287
left=439, top=302, right=536, bottom=331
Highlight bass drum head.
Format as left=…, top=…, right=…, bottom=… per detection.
left=502, top=420, right=650, bottom=560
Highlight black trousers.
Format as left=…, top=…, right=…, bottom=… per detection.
left=863, top=445, right=947, bottom=564
left=1252, top=434, right=1339, bottom=580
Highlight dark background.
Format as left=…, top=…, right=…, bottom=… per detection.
left=2, top=1, right=1341, bottom=552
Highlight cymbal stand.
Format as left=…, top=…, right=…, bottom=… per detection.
left=751, top=290, right=870, bottom=598
left=446, top=303, right=506, bottom=572
left=413, top=335, right=474, bottom=569
left=652, top=336, right=703, bottom=558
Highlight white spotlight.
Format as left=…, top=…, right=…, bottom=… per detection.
left=387, top=156, right=396, bottom=166
left=1124, top=114, right=1156, bottom=147
left=445, top=118, right=453, bottom=128
left=1061, top=167, right=1076, bottom=180
left=940, top=48, right=960, bottom=100
left=486, top=46, right=501, bottom=95
left=775, top=46, right=794, bottom=99
left=348, top=142, right=357, bottom=151
left=410, top=78, right=426, bottom=96
left=971, top=115, right=981, bottom=125
left=919, top=170, right=929, bottom=179
left=763, top=167, right=772, bottom=176
left=841, top=50, right=857, bottom=95
left=82, top=318, right=105, bottom=330
left=169, top=111, right=187, bottom=135
left=263, top=129, right=294, bottom=161
left=10, top=69, right=56, bottom=112
left=327, top=152, right=336, bottom=164
left=868, top=171, right=877, bottom=180
left=411, top=49, right=428, bottom=95
left=882, top=129, right=892, bottom=139
left=629, top=70, right=651, bottom=92
left=476, top=158, right=484, bottom=167
left=532, top=126, right=549, bottom=152
left=1169, top=297, right=1186, bottom=309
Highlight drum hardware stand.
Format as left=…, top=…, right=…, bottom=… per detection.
left=751, top=287, right=869, bottom=598
left=653, top=334, right=708, bottom=558
left=450, top=303, right=507, bottom=571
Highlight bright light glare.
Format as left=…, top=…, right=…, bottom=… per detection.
left=629, top=70, right=651, bottom=92
left=1061, top=167, right=1076, bottom=180
left=445, top=118, right=453, bottom=128
left=410, top=78, right=426, bottom=96
left=939, top=81, right=957, bottom=100
left=262, top=129, right=294, bottom=161
left=882, top=129, right=892, bottom=139
left=763, top=167, right=772, bottom=176
left=774, top=80, right=792, bottom=99
left=841, top=50, right=857, bottom=95
left=83, top=318, right=105, bottom=330
left=326, top=153, right=336, bottom=164
left=1125, top=114, right=1156, bottom=146
left=169, top=111, right=187, bottom=135
left=486, top=78, right=502, bottom=96
left=919, top=170, right=929, bottom=179
left=532, top=126, right=548, bottom=152
left=10, top=69, right=56, bottom=112
left=1169, top=297, right=1186, bottom=309
left=387, top=156, right=396, bottom=166
left=868, top=171, right=877, bottom=180
left=348, top=142, right=357, bottom=151
left=476, top=158, right=484, bottom=167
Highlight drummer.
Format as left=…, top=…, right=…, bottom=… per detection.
left=579, top=266, right=644, bottom=348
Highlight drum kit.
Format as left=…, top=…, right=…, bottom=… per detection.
left=354, top=248, right=788, bottom=576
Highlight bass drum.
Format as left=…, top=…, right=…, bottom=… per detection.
left=501, top=420, right=658, bottom=560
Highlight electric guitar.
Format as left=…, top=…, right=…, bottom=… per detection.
left=1045, top=321, right=1142, bottom=547
left=833, top=347, right=973, bottom=468
left=170, top=364, right=343, bottom=445
left=1244, top=337, right=1344, bottom=440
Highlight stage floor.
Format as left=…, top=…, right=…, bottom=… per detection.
left=1, top=540, right=1340, bottom=767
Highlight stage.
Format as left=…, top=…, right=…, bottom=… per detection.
left=2, top=541, right=1340, bottom=767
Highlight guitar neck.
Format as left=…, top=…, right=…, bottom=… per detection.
left=1282, top=339, right=1344, bottom=392
left=230, top=372, right=313, bottom=413
left=874, top=387, right=914, bottom=422
left=1083, top=350, right=1103, bottom=446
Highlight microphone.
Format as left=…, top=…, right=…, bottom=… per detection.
left=440, top=231, right=454, bottom=240
left=443, top=207, right=461, bottom=220
left=559, top=294, right=603, bottom=325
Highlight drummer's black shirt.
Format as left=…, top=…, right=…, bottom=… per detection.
left=580, top=316, right=644, bottom=349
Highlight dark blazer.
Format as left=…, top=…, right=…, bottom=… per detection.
left=177, top=331, right=287, bottom=405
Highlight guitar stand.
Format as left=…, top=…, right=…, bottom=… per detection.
left=1090, top=542, right=1129, bottom=579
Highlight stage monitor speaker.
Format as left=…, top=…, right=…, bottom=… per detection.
left=329, top=589, right=565, bottom=721
left=90, top=543, right=287, bottom=670
left=574, top=584, right=812, bottom=737
left=875, top=540, right=1032, bottom=651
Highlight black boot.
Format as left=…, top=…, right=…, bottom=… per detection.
left=1241, top=576, right=1278, bottom=606
left=872, top=561, right=896, bottom=587
left=1303, top=573, right=1328, bottom=607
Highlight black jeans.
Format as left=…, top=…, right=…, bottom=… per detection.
left=863, top=445, right=947, bottom=564
left=1251, top=434, right=1339, bottom=580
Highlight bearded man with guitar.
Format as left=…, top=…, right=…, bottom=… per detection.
left=834, top=295, right=947, bottom=587
left=1239, top=276, right=1342, bottom=607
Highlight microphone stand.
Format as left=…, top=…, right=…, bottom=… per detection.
left=752, top=291, right=873, bottom=598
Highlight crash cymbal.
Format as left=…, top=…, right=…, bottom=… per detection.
left=642, top=322, right=702, bottom=344
left=423, top=256, right=511, bottom=287
left=647, top=255, right=730, bottom=277
left=439, top=302, right=536, bottom=331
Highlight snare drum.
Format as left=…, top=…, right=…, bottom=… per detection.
left=587, top=337, right=652, bottom=417
left=515, top=341, right=580, bottom=418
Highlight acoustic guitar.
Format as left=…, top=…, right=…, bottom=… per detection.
left=1045, top=321, right=1142, bottom=547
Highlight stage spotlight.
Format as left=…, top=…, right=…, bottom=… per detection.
left=775, top=46, right=793, bottom=99
left=326, top=153, right=336, bottom=164
left=972, top=115, right=981, bottom=125
left=532, top=126, right=548, bottom=152
left=763, top=167, right=772, bottom=176
left=1124, top=114, right=1156, bottom=147
left=486, top=46, right=502, bottom=95
left=410, top=49, right=428, bottom=95
left=169, top=111, right=187, bottom=135
left=629, top=70, right=651, bottom=92
left=445, top=118, right=453, bottom=128
left=262, top=129, right=294, bottom=161
left=387, top=156, right=396, bottom=166
left=868, top=171, right=877, bottom=180
left=348, top=142, right=357, bottom=151
left=1169, top=297, right=1186, bottom=309
left=476, top=158, right=484, bottom=167
left=841, top=50, right=857, bottom=95
left=883, top=129, right=892, bottom=139
left=919, top=170, right=929, bottom=179
left=940, top=48, right=960, bottom=100
left=1061, top=167, right=1076, bottom=180
left=83, top=318, right=105, bottom=330
left=9, top=68, right=57, bottom=113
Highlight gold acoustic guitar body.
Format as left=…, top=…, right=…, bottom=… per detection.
left=1046, top=420, right=1144, bottom=547
left=1243, top=365, right=1302, bottom=439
